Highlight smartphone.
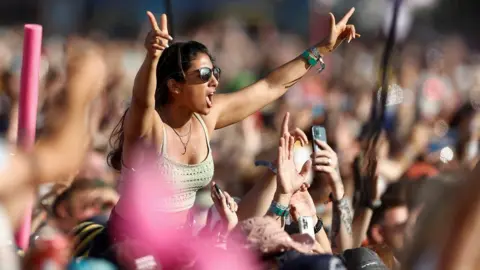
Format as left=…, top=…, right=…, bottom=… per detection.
left=214, top=184, right=223, bottom=198
left=312, top=126, right=327, bottom=153
left=298, top=216, right=315, bottom=238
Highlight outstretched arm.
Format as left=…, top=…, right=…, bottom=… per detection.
left=211, top=8, right=359, bottom=129
left=124, top=12, right=172, bottom=141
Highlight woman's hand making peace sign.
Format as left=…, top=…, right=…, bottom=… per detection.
left=320, top=8, right=360, bottom=53
left=145, top=11, right=173, bottom=58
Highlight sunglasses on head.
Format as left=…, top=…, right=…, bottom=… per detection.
left=195, top=67, right=221, bottom=83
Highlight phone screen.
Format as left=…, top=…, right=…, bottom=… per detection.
left=312, top=126, right=327, bottom=153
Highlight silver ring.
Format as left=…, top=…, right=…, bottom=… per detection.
left=327, top=158, right=332, bottom=165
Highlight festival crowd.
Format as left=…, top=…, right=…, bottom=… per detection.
left=0, top=4, right=479, bottom=270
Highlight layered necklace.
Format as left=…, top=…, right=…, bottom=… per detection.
left=171, top=119, right=193, bottom=155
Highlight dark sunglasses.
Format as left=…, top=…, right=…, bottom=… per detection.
left=196, top=67, right=221, bottom=83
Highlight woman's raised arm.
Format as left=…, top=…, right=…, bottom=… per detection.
left=124, top=12, right=172, bottom=141
left=211, top=8, right=358, bottom=129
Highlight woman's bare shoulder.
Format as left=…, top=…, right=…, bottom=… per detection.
left=198, top=114, right=216, bottom=138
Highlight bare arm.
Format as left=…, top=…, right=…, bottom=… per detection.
left=330, top=193, right=354, bottom=253
left=352, top=155, right=379, bottom=247
left=352, top=208, right=373, bottom=247
left=124, top=12, right=172, bottom=141
left=315, top=226, right=333, bottom=254
left=211, top=8, right=358, bottom=129
left=124, top=56, right=160, bottom=140
left=211, top=55, right=314, bottom=129
left=236, top=170, right=277, bottom=221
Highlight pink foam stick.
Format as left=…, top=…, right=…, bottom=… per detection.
left=15, top=24, right=42, bottom=251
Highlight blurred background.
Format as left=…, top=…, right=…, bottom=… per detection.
left=1, top=0, right=480, bottom=238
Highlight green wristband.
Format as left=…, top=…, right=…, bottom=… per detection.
left=269, top=201, right=289, bottom=217
left=301, top=50, right=318, bottom=66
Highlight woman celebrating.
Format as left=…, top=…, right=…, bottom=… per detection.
left=109, top=9, right=359, bottom=228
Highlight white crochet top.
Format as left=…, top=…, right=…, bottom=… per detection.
left=116, top=113, right=214, bottom=214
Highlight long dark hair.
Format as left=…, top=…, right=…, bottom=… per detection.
left=107, top=41, right=214, bottom=171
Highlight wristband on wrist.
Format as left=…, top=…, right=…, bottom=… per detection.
left=286, top=216, right=323, bottom=234
left=313, top=217, right=324, bottom=234
left=301, top=47, right=326, bottom=72
left=269, top=201, right=289, bottom=217
left=302, top=50, right=318, bottom=66
left=255, top=160, right=277, bottom=174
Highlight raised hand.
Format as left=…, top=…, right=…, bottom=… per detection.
left=276, top=131, right=312, bottom=195
left=65, top=40, right=107, bottom=104
left=320, top=8, right=360, bottom=53
left=145, top=11, right=173, bottom=58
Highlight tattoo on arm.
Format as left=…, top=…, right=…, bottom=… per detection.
left=330, top=198, right=353, bottom=243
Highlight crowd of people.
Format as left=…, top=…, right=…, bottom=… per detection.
left=0, top=4, right=479, bottom=270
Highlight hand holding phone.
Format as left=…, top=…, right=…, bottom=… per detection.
left=311, top=125, right=342, bottom=199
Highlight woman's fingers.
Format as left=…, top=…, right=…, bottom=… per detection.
left=146, top=11, right=159, bottom=30
left=278, top=137, right=285, bottom=162
left=152, top=37, right=167, bottom=45
left=338, top=7, right=355, bottom=26
left=224, top=192, right=237, bottom=212
left=153, top=30, right=173, bottom=41
left=281, top=112, right=290, bottom=135
left=313, top=157, right=333, bottom=166
left=347, top=25, right=356, bottom=43
left=291, top=128, right=308, bottom=146
left=151, top=44, right=167, bottom=51
left=159, top=14, right=169, bottom=34
left=314, top=140, right=334, bottom=152
left=288, top=135, right=295, bottom=160
left=314, top=165, right=335, bottom=174
left=151, top=46, right=167, bottom=53
left=283, top=134, right=289, bottom=159
left=220, top=192, right=230, bottom=211
left=311, top=150, right=333, bottom=159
